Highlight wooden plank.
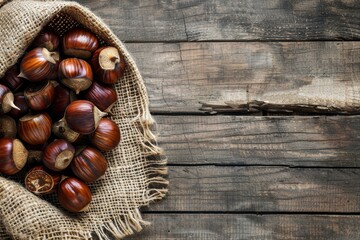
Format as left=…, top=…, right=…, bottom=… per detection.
left=126, top=42, right=360, bottom=113
left=147, top=166, right=360, bottom=212
left=128, top=214, right=360, bottom=240
left=154, top=115, right=360, bottom=167
left=77, top=0, right=360, bottom=41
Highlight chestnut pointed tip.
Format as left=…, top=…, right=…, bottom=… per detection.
left=9, top=101, right=20, bottom=111
left=17, top=71, right=28, bottom=80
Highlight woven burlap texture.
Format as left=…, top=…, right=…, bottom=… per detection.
left=0, top=0, right=168, bottom=239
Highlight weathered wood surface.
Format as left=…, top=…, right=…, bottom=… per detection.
left=128, top=214, right=360, bottom=240
left=78, top=0, right=360, bottom=42
left=155, top=115, right=360, bottom=167
left=127, top=42, right=360, bottom=113
left=146, top=166, right=360, bottom=212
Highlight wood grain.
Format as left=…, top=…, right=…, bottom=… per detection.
left=77, top=0, right=360, bottom=41
left=128, top=214, right=360, bottom=240
left=127, top=42, right=360, bottom=113
left=154, top=115, right=360, bottom=167
left=147, top=166, right=360, bottom=212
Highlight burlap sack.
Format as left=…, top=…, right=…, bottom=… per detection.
left=0, top=0, right=168, bottom=239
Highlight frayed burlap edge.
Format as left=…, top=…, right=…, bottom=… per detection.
left=0, top=0, right=168, bottom=239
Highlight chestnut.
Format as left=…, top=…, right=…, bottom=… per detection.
left=24, top=81, right=55, bottom=111
left=49, top=82, right=76, bottom=120
left=71, top=146, right=108, bottom=182
left=8, top=93, right=29, bottom=119
left=64, top=100, right=107, bottom=135
left=58, top=177, right=92, bottom=212
left=32, top=30, right=60, bottom=51
left=52, top=119, right=83, bottom=144
left=59, top=58, right=93, bottom=94
left=18, top=113, right=52, bottom=145
left=25, top=166, right=61, bottom=195
left=83, top=81, right=117, bottom=112
left=0, top=115, right=17, bottom=138
left=1, top=65, right=25, bottom=92
left=43, top=139, right=75, bottom=171
left=0, top=84, right=19, bottom=114
left=19, top=47, right=60, bottom=82
left=0, top=138, right=28, bottom=175
left=90, top=118, right=120, bottom=151
left=91, top=46, right=126, bottom=84
left=62, top=28, right=99, bottom=59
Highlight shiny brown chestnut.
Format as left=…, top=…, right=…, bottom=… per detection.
left=8, top=93, right=29, bottom=119
left=83, top=81, right=117, bottom=112
left=52, top=119, right=83, bottom=144
left=71, top=146, right=108, bottom=182
left=18, top=113, right=52, bottom=145
left=43, top=139, right=75, bottom=171
left=25, top=165, right=61, bottom=195
left=49, top=82, right=76, bottom=120
left=64, top=100, right=107, bottom=135
left=0, top=115, right=17, bottom=138
left=0, top=138, right=28, bottom=175
left=24, top=81, right=55, bottom=111
left=32, top=30, right=60, bottom=51
left=0, top=84, right=19, bottom=114
left=1, top=65, right=25, bottom=92
left=19, top=47, right=60, bottom=82
left=90, top=118, right=120, bottom=151
left=58, top=177, right=92, bottom=212
left=59, top=58, right=93, bottom=94
left=62, top=28, right=99, bottom=59
left=91, top=46, right=126, bottom=84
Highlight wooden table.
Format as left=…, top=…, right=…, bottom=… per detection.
left=78, top=1, right=360, bottom=239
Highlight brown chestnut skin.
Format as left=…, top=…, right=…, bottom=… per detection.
left=62, top=28, right=99, bottom=59
left=59, top=58, right=93, bottom=94
left=32, top=31, right=60, bottom=51
left=49, top=82, right=76, bottom=120
left=64, top=100, right=107, bottom=135
left=8, top=93, right=29, bottom=119
left=19, top=48, right=60, bottom=82
left=25, top=165, right=61, bottom=195
left=1, top=65, right=25, bottom=92
left=18, top=113, right=52, bottom=145
left=0, top=138, right=28, bottom=175
left=90, top=118, right=120, bottom=151
left=24, top=81, right=55, bottom=111
left=58, top=177, right=92, bottom=213
left=0, top=84, right=19, bottom=114
left=71, top=146, right=108, bottom=182
left=83, top=81, right=117, bottom=112
left=91, top=46, right=126, bottom=84
left=43, top=139, right=75, bottom=171
left=0, top=115, right=17, bottom=138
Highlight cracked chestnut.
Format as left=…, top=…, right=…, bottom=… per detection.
left=25, top=165, right=61, bottom=195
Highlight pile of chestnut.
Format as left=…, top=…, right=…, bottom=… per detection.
left=0, top=27, right=125, bottom=213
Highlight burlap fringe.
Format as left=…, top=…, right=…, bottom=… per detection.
left=92, top=86, right=168, bottom=239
